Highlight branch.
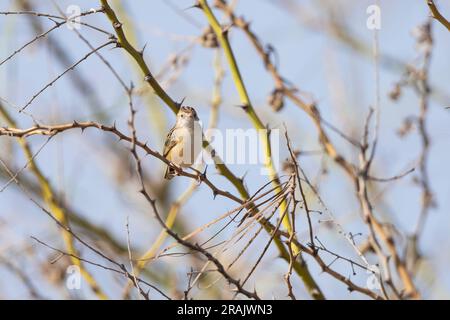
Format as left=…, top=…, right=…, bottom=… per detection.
left=0, top=106, right=107, bottom=299
left=214, top=0, right=356, bottom=178
left=123, top=51, right=225, bottom=298
left=98, top=0, right=324, bottom=297
left=19, top=41, right=115, bottom=113
left=427, top=0, right=450, bottom=31
left=259, top=216, right=385, bottom=300
left=198, top=0, right=325, bottom=300
left=0, top=120, right=243, bottom=203
left=100, top=0, right=178, bottom=113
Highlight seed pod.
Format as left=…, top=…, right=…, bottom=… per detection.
left=268, top=88, right=284, bottom=112
left=389, top=83, right=402, bottom=101
left=282, top=160, right=296, bottom=175
left=200, top=26, right=219, bottom=48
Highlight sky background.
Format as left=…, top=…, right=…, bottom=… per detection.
left=0, top=0, right=449, bottom=299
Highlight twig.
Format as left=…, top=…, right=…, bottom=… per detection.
left=0, top=7, right=107, bottom=67
left=19, top=41, right=115, bottom=112
left=0, top=106, right=108, bottom=299
left=198, top=0, right=325, bottom=300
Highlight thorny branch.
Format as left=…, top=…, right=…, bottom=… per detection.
left=99, top=0, right=325, bottom=299
left=0, top=0, right=445, bottom=300
left=213, top=0, right=426, bottom=299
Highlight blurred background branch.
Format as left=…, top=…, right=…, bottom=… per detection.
left=0, top=0, right=449, bottom=299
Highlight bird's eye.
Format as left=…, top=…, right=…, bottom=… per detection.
left=181, top=114, right=185, bottom=118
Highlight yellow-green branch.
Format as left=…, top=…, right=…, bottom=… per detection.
left=100, top=0, right=324, bottom=299
left=0, top=105, right=107, bottom=299
left=199, top=0, right=324, bottom=299
left=100, top=0, right=178, bottom=113
left=198, top=0, right=293, bottom=243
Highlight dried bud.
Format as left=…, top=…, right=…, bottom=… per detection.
left=397, top=117, right=414, bottom=137
left=268, top=88, right=284, bottom=112
left=200, top=26, right=219, bottom=48
left=282, top=160, right=296, bottom=175
left=389, top=83, right=402, bottom=101
left=422, top=190, right=436, bottom=209
left=412, top=22, right=433, bottom=54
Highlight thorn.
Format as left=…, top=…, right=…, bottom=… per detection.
left=236, top=104, right=249, bottom=112
left=212, top=189, right=218, bottom=199
left=140, top=43, right=148, bottom=56
left=177, top=97, right=186, bottom=108
left=185, top=2, right=201, bottom=10
left=239, top=171, right=248, bottom=184
left=222, top=24, right=232, bottom=36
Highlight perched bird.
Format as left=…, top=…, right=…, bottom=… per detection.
left=163, top=106, right=202, bottom=179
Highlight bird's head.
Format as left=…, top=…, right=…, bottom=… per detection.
left=176, top=106, right=199, bottom=126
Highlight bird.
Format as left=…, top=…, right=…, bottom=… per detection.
left=163, top=106, right=203, bottom=180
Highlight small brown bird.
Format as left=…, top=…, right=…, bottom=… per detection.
left=163, top=106, right=202, bottom=179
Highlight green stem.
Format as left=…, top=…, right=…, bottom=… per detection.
left=100, top=0, right=178, bottom=113
left=100, top=0, right=324, bottom=299
left=199, top=0, right=325, bottom=299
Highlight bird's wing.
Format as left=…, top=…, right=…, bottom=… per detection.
left=163, top=126, right=179, bottom=158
